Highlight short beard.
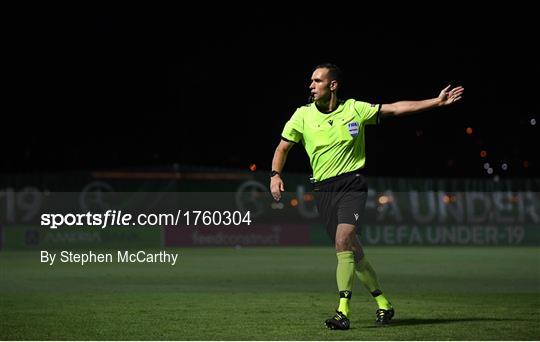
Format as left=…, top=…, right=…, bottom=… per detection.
left=308, top=94, right=314, bottom=103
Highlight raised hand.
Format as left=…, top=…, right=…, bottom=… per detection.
left=438, top=85, right=464, bottom=105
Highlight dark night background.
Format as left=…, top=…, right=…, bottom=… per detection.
left=4, top=8, right=538, bottom=179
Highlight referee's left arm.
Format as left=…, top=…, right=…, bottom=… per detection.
left=380, top=85, right=464, bottom=117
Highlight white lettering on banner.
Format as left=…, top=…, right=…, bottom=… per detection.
left=409, top=227, right=422, bottom=244
left=504, top=226, right=525, bottom=244
left=365, top=226, right=380, bottom=244
left=441, top=226, right=456, bottom=244
left=466, top=192, right=491, bottom=223
left=521, top=192, right=540, bottom=223
left=457, top=226, right=471, bottom=244
left=235, top=181, right=268, bottom=218
left=437, top=191, right=465, bottom=223
left=486, top=226, right=498, bottom=243
left=472, top=226, right=483, bottom=244
left=410, top=191, right=437, bottom=223
left=384, top=226, right=396, bottom=244
left=366, top=189, right=378, bottom=211
left=79, top=181, right=114, bottom=212
left=191, top=226, right=281, bottom=246
left=376, top=191, right=402, bottom=222
left=362, top=225, right=525, bottom=245
left=426, top=227, right=440, bottom=244
left=396, top=226, right=407, bottom=243
left=492, top=192, right=515, bottom=223
left=232, top=180, right=539, bottom=224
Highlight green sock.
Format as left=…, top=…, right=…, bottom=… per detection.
left=355, top=257, right=392, bottom=310
left=336, top=251, right=355, bottom=316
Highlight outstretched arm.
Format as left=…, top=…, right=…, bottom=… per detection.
left=270, top=139, right=295, bottom=201
left=380, top=85, right=464, bottom=117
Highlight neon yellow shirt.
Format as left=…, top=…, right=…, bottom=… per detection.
left=281, top=99, right=379, bottom=181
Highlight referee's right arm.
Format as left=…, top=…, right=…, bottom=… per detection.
left=270, top=139, right=295, bottom=201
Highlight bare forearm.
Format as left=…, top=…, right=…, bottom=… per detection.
left=271, top=148, right=288, bottom=173
left=270, top=143, right=292, bottom=201
left=382, top=97, right=443, bottom=117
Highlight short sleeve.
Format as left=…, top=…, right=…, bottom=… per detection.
left=354, top=101, right=380, bottom=125
left=281, top=108, right=304, bottom=143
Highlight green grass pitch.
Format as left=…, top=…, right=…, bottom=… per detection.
left=1, top=247, right=539, bottom=340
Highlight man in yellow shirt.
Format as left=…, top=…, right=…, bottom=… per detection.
left=270, top=63, right=464, bottom=330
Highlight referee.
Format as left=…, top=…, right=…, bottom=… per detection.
left=270, top=63, right=464, bottom=330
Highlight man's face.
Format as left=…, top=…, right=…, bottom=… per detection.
left=309, top=68, right=335, bottom=102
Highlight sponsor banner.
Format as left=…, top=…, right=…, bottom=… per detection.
left=358, top=224, right=540, bottom=246
left=308, top=224, right=540, bottom=246
left=164, top=224, right=310, bottom=247
left=1, top=174, right=539, bottom=247
left=1, top=225, right=162, bottom=250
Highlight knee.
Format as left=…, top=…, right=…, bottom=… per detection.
left=335, top=236, right=352, bottom=252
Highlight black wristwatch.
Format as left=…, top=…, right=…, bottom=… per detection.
left=270, top=170, right=280, bottom=178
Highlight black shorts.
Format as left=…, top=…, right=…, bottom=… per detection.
left=313, top=169, right=368, bottom=243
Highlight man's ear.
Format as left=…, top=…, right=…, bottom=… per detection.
left=330, top=80, right=338, bottom=91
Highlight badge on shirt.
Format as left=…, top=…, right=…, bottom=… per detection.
left=348, top=122, right=359, bottom=137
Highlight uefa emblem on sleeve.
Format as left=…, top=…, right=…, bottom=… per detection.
left=348, top=122, right=359, bottom=138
